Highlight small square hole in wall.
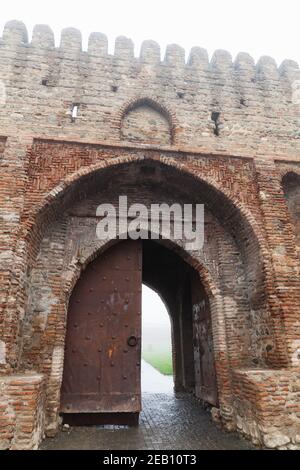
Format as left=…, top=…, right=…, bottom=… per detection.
left=71, top=103, right=80, bottom=122
left=177, top=91, right=185, bottom=99
left=41, top=79, right=48, bottom=86
left=211, top=111, right=220, bottom=136
left=111, top=85, right=118, bottom=92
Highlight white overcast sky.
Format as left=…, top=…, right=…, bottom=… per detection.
left=142, top=285, right=170, bottom=327
left=1, top=0, right=300, bottom=65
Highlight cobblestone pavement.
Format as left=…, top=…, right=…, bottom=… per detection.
left=40, top=392, right=255, bottom=450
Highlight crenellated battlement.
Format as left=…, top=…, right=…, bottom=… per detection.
left=0, top=20, right=300, bottom=161
left=1, top=19, right=299, bottom=77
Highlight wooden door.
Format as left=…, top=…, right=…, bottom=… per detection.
left=191, top=271, right=218, bottom=406
left=60, top=240, right=142, bottom=421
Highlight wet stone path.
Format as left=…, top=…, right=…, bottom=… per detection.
left=40, top=392, right=254, bottom=450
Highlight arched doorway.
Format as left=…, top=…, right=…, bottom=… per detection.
left=18, top=157, right=271, bottom=438
left=60, top=239, right=218, bottom=425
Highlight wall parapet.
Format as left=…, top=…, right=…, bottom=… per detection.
left=1, top=20, right=299, bottom=82
left=0, top=21, right=300, bottom=160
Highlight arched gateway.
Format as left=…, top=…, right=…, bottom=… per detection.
left=0, top=21, right=299, bottom=450
left=60, top=239, right=218, bottom=426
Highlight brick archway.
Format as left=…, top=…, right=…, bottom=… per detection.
left=55, top=237, right=224, bottom=430
left=3, top=151, right=298, bottom=449
left=15, top=153, right=286, bottom=367
left=21, top=153, right=266, bottom=247
left=11, top=154, right=280, bottom=440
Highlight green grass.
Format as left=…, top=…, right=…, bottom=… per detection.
left=142, top=350, right=173, bottom=375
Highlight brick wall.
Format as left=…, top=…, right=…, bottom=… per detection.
left=0, top=137, right=6, bottom=159
left=233, top=369, right=300, bottom=449
left=0, top=374, right=44, bottom=450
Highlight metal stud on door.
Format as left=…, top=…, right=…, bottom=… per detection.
left=60, top=240, right=142, bottom=423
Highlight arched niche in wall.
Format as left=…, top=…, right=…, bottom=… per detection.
left=282, top=171, right=300, bottom=260
left=120, top=98, right=174, bottom=145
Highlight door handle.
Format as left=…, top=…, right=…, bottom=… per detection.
left=127, top=335, right=138, bottom=347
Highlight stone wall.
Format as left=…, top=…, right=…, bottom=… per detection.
left=0, top=21, right=299, bottom=157
left=0, top=20, right=299, bottom=449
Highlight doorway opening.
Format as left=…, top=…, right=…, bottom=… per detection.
left=60, top=239, right=218, bottom=426
left=141, top=284, right=174, bottom=393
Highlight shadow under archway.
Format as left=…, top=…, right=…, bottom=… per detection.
left=282, top=171, right=300, bottom=261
